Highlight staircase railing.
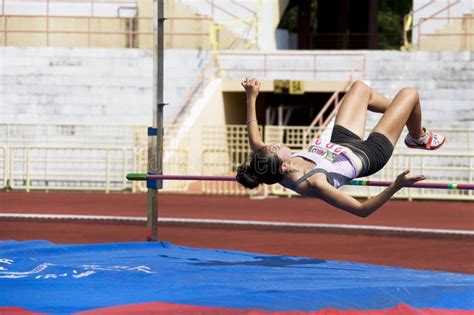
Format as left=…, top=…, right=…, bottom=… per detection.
left=206, top=0, right=259, bottom=50
left=303, top=80, right=352, bottom=144
left=173, top=54, right=219, bottom=124
left=207, top=0, right=257, bottom=27
left=403, top=0, right=462, bottom=49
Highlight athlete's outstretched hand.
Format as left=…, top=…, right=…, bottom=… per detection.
left=393, top=170, right=426, bottom=188
left=241, top=78, right=261, bottom=99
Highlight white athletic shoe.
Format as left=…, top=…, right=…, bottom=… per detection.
left=404, top=128, right=446, bottom=150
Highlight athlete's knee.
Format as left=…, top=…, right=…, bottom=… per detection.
left=351, top=80, right=370, bottom=91
left=350, top=80, right=372, bottom=97
left=398, top=87, right=419, bottom=103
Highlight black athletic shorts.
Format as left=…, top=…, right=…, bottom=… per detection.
left=330, top=125, right=394, bottom=177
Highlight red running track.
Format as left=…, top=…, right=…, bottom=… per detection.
left=0, top=191, right=473, bottom=273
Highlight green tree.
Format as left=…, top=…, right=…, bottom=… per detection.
left=378, top=0, right=412, bottom=49
left=278, top=0, right=318, bottom=33
left=279, top=0, right=412, bottom=50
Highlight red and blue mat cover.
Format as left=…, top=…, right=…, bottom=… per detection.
left=0, top=241, right=473, bottom=314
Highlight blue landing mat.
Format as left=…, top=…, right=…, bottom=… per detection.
left=0, top=240, right=473, bottom=314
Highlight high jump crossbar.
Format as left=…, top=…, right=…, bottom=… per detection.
left=127, top=173, right=474, bottom=190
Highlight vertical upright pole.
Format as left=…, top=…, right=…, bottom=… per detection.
left=147, top=0, right=164, bottom=242
left=156, top=0, right=165, bottom=222
left=88, top=0, right=93, bottom=47
left=46, top=0, right=50, bottom=46
left=3, top=0, right=8, bottom=45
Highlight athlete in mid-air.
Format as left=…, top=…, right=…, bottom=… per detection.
left=236, top=78, right=445, bottom=217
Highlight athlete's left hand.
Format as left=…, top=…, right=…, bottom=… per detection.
left=241, top=78, right=261, bottom=99
left=393, top=170, right=426, bottom=188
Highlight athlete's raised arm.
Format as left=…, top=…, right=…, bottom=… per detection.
left=242, top=78, right=265, bottom=151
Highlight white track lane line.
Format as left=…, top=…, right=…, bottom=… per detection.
left=1, top=213, right=473, bottom=236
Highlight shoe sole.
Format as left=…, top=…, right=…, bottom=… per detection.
left=404, top=137, right=446, bottom=150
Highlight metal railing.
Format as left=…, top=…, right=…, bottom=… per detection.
left=0, top=14, right=217, bottom=48
left=0, top=0, right=142, bottom=47
left=1, top=125, right=473, bottom=200
left=0, top=15, right=141, bottom=48
left=165, top=16, right=212, bottom=48
left=4, top=144, right=470, bottom=200
left=173, top=54, right=219, bottom=124
left=207, top=0, right=257, bottom=26
left=8, top=146, right=132, bottom=192
left=0, top=0, right=259, bottom=49
left=217, top=51, right=367, bottom=81
left=417, top=16, right=473, bottom=50
left=201, top=148, right=249, bottom=196
left=406, top=0, right=461, bottom=38
left=0, top=123, right=148, bottom=147
left=304, top=80, right=352, bottom=140
left=206, top=0, right=259, bottom=49
left=0, top=146, right=7, bottom=189
left=0, top=0, right=139, bottom=14
left=403, top=0, right=469, bottom=50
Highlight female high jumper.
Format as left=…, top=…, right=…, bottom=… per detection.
left=236, top=78, right=445, bottom=217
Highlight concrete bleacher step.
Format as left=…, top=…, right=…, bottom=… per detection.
left=363, top=51, right=473, bottom=128
left=171, top=0, right=258, bottom=49
left=418, top=12, right=474, bottom=50
left=424, top=99, right=473, bottom=111
left=422, top=89, right=473, bottom=101
left=0, top=47, right=211, bottom=125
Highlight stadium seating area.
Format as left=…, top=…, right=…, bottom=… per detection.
left=0, top=0, right=472, bottom=199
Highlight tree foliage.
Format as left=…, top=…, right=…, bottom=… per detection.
left=278, top=0, right=318, bottom=33
left=378, top=0, right=412, bottom=49
left=278, top=0, right=413, bottom=50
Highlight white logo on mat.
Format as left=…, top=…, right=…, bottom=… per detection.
left=0, top=258, right=155, bottom=280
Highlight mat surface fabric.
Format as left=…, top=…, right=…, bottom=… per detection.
left=0, top=240, right=473, bottom=314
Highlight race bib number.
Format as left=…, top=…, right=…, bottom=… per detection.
left=308, top=139, right=345, bottom=163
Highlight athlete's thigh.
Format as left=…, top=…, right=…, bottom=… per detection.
left=334, top=81, right=371, bottom=139
left=372, top=88, right=417, bottom=146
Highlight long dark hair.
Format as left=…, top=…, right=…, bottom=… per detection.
left=236, top=147, right=283, bottom=189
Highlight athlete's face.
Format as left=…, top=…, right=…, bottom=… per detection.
left=267, top=143, right=292, bottom=161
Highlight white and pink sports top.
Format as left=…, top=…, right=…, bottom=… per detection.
left=290, top=138, right=361, bottom=189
